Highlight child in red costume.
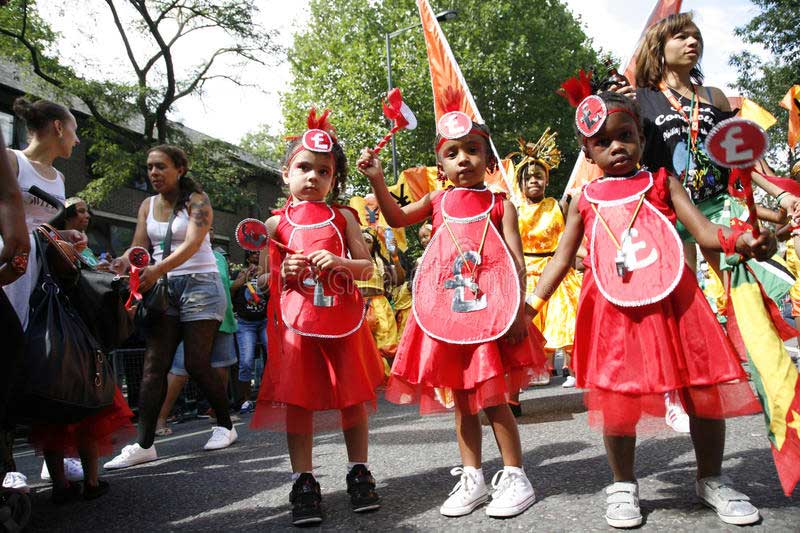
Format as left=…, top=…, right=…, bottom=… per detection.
left=532, top=91, right=773, bottom=528
left=357, top=94, right=546, bottom=520
left=251, top=109, right=384, bottom=527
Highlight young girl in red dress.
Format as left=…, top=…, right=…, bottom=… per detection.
left=531, top=91, right=772, bottom=528
left=357, top=94, right=546, bottom=519
left=250, top=110, right=384, bottom=527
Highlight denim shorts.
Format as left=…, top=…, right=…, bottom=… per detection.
left=170, top=332, right=237, bottom=376
left=167, top=272, right=226, bottom=323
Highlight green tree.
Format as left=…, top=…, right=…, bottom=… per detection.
left=269, top=0, right=602, bottom=197
left=0, top=0, right=278, bottom=206
left=730, top=0, right=799, bottom=170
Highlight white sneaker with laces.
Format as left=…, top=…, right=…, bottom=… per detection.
left=696, top=475, right=760, bottom=525
left=664, top=392, right=690, bottom=433
left=562, top=375, right=576, bottom=388
left=204, top=426, right=238, bottom=450
left=2, top=472, right=29, bottom=493
left=486, top=467, right=536, bottom=518
left=103, top=443, right=158, bottom=470
left=41, top=458, right=84, bottom=482
left=439, top=466, right=488, bottom=517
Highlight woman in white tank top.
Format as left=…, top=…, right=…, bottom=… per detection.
left=1, top=97, right=133, bottom=503
left=107, top=144, right=236, bottom=462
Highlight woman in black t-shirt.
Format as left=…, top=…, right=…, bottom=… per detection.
left=623, top=12, right=798, bottom=276
left=230, top=251, right=267, bottom=411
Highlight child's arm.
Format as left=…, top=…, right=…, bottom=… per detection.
left=756, top=205, right=788, bottom=225
left=306, top=208, right=374, bottom=281
left=501, top=199, right=529, bottom=344
left=531, top=195, right=585, bottom=311
left=669, top=177, right=776, bottom=260
left=256, top=215, right=279, bottom=290
left=357, top=148, right=434, bottom=227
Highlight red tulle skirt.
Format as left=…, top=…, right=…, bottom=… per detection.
left=385, top=315, right=547, bottom=415
left=28, top=387, right=135, bottom=458
left=251, top=321, right=384, bottom=434
left=574, top=268, right=761, bottom=435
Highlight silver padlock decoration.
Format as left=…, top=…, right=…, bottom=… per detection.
left=303, top=276, right=334, bottom=307
left=615, top=249, right=627, bottom=277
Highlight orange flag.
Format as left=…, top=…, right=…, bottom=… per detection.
left=563, top=0, right=683, bottom=198
left=416, top=0, right=517, bottom=201
left=729, top=96, right=778, bottom=131
left=780, top=85, right=800, bottom=149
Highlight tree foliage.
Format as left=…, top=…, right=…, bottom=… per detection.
left=730, top=0, right=799, bottom=169
left=268, top=0, right=603, bottom=197
left=0, top=0, right=279, bottom=207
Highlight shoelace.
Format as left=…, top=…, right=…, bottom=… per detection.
left=490, top=470, right=523, bottom=499
left=448, top=467, right=477, bottom=497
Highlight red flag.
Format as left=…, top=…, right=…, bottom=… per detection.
left=416, top=0, right=517, bottom=200
left=563, top=0, right=683, bottom=198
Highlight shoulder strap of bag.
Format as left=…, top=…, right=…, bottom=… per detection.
left=159, top=211, right=176, bottom=282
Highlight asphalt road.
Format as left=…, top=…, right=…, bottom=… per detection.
left=11, top=376, right=800, bottom=532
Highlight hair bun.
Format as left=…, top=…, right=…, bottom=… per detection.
left=12, top=97, right=36, bottom=121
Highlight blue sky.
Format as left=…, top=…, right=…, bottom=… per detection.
left=40, top=0, right=766, bottom=144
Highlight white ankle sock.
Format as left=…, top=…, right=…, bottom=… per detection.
left=291, top=471, right=312, bottom=481
left=463, top=465, right=482, bottom=476
left=347, top=462, right=368, bottom=473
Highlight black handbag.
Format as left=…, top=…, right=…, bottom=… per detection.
left=67, top=268, right=133, bottom=353
left=135, top=211, right=175, bottom=327
left=18, top=233, right=115, bottom=424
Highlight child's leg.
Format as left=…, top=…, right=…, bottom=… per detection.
left=454, top=392, right=482, bottom=467
left=286, top=405, right=314, bottom=473
left=603, top=435, right=636, bottom=481
left=342, top=404, right=368, bottom=464
left=689, top=416, right=724, bottom=479
left=483, top=404, right=522, bottom=467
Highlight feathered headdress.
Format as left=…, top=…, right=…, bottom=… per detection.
left=507, top=128, right=561, bottom=173
left=286, top=107, right=337, bottom=142
left=557, top=70, right=594, bottom=108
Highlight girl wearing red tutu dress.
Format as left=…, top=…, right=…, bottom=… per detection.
left=250, top=109, right=384, bottom=527
left=531, top=91, right=773, bottom=528
left=357, top=92, right=546, bottom=519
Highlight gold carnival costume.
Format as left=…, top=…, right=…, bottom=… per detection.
left=510, top=129, right=581, bottom=352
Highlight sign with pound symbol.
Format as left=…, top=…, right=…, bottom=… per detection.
left=444, top=250, right=487, bottom=313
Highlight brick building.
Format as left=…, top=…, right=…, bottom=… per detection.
left=0, top=59, right=283, bottom=263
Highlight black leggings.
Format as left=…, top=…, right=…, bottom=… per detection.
left=137, top=317, right=231, bottom=448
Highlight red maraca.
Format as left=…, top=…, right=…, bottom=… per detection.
left=124, top=246, right=151, bottom=310
left=235, top=218, right=299, bottom=254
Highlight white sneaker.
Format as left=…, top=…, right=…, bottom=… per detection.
left=605, top=481, right=642, bottom=528
left=203, top=426, right=238, bottom=450
left=486, top=467, right=536, bottom=518
left=439, top=466, right=489, bottom=517
left=41, top=458, right=84, bottom=482
left=696, top=476, right=760, bottom=525
left=103, top=443, right=158, bottom=470
left=2, top=472, right=29, bottom=493
left=664, top=393, right=691, bottom=433
left=530, top=372, right=551, bottom=386
left=562, top=375, right=576, bottom=388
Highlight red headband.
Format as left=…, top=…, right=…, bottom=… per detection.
left=435, top=111, right=490, bottom=152
left=285, top=109, right=338, bottom=175
left=575, top=95, right=638, bottom=138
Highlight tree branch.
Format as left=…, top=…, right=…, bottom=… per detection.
left=104, top=0, right=143, bottom=78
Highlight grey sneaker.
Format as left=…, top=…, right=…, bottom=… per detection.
left=696, top=476, right=759, bottom=525
left=605, top=482, right=642, bottom=528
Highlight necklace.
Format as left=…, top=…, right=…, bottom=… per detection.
left=590, top=194, right=646, bottom=277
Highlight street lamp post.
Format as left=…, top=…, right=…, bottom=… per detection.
left=384, top=9, right=457, bottom=184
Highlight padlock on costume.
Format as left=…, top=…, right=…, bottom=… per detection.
left=615, top=249, right=627, bottom=277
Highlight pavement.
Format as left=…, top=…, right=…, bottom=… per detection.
left=11, top=373, right=800, bottom=532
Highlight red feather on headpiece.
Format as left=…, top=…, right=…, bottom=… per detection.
left=557, top=70, right=594, bottom=108
left=438, top=86, right=465, bottom=115
left=306, top=107, right=334, bottom=133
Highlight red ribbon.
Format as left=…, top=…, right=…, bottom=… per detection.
left=727, top=167, right=760, bottom=238
left=125, top=266, right=143, bottom=310
left=374, top=88, right=409, bottom=154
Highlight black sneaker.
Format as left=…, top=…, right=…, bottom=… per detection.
left=290, top=473, right=323, bottom=526
left=346, top=464, right=380, bottom=512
